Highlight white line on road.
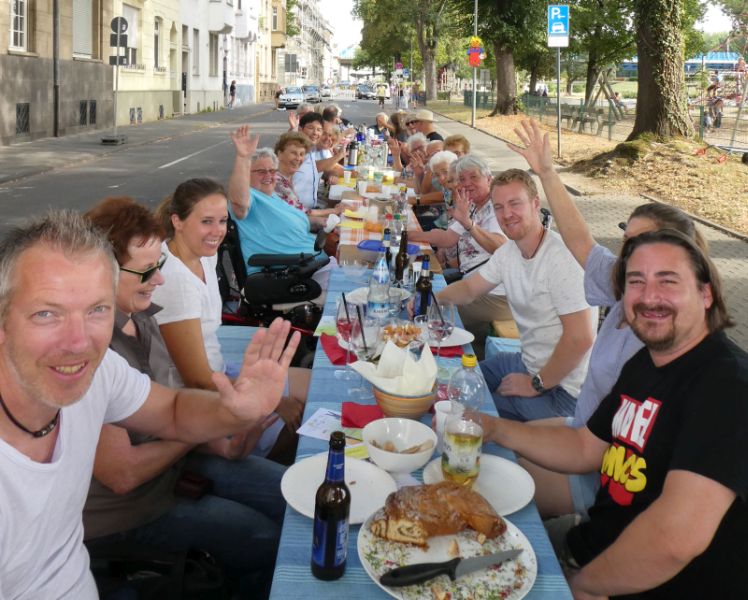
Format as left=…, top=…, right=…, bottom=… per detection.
left=157, top=140, right=227, bottom=169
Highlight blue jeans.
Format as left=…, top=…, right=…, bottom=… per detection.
left=89, top=453, right=286, bottom=582
left=480, top=351, right=577, bottom=422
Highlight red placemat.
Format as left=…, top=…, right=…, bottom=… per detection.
left=429, top=345, right=464, bottom=358
left=320, top=334, right=357, bottom=366
left=341, top=402, right=384, bottom=428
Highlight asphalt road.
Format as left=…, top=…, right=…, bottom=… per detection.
left=0, top=98, right=385, bottom=235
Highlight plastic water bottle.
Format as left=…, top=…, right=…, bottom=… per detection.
left=446, top=354, right=485, bottom=412
left=367, top=249, right=391, bottom=321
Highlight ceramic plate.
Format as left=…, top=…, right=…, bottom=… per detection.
left=358, top=510, right=537, bottom=599
left=281, top=453, right=397, bottom=524
left=422, top=455, right=535, bottom=516
left=345, top=286, right=411, bottom=306
left=439, top=326, right=475, bottom=348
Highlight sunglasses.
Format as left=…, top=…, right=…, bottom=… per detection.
left=120, top=253, right=167, bottom=283
left=251, top=168, right=278, bottom=176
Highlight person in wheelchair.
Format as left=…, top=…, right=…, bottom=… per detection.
left=151, top=178, right=309, bottom=463
left=83, top=197, right=286, bottom=598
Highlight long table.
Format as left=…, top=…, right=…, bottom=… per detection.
left=259, top=267, right=572, bottom=599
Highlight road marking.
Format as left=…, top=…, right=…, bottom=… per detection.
left=158, top=140, right=227, bottom=169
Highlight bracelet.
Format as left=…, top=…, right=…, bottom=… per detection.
left=466, top=219, right=474, bottom=232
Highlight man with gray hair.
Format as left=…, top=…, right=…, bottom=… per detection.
left=408, top=154, right=512, bottom=356
left=0, top=210, right=297, bottom=598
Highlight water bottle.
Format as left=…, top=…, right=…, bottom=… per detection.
left=367, top=249, right=391, bottom=321
left=446, top=354, right=485, bottom=411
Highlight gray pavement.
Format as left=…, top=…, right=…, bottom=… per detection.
left=434, top=113, right=748, bottom=351
left=0, top=102, right=745, bottom=350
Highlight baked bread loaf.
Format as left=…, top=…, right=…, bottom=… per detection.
left=369, top=481, right=506, bottom=546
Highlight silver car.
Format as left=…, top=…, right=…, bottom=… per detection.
left=278, top=87, right=304, bottom=109
left=302, top=85, right=321, bottom=103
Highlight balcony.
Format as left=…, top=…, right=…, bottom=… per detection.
left=271, top=30, right=286, bottom=49
left=234, top=9, right=257, bottom=41
left=208, top=0, right=234, bottom=34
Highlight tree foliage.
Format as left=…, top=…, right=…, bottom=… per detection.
left=286, top=0, right=300, bottom=38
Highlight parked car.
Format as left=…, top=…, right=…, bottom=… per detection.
left=320, top=85, right=332, bottom=98
left=356, top=84, right=376, bottom=100
left=302, top=85, right=321, bottom=103
left=278, top=87, right=305, bottom=109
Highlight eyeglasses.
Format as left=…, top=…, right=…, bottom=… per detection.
left=251, top=168, right=278, bottom=176
left=120, top=253, right=167, bottom=283
left=409, top=120, right=420, bottom=125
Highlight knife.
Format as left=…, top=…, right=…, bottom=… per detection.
left=379, top=548, right=523, bottom=588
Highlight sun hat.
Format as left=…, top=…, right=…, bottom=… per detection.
left=414, top=109, right=434, bottom=122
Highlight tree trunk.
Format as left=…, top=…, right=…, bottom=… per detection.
left=490, top=43, right=516, bottom=115
left=422, top=48, right=438, bottom=100
left=628, top=0, right=694, bottom=140
left=566, top=59, right=575, bottom=95
left=584, top=45, right=600, bottom=104
left=529, top=66, right=539, bottom=97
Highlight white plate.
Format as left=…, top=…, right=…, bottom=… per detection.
left=358, top=510, right=537, bottom=600
left=439, top=326, right=475, bottom=348
left=281, top=453, right=397, bottom=524
left=335, top=334, right=384, bottom=358
left=422, top=455, right=535, bottom=516
left=346, top=286, right=411, bottom=306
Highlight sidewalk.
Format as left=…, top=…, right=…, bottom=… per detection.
left=433, top=112, right=748, bottom=351
left=0, top=105, right=271, bottom=185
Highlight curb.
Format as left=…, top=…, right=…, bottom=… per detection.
left=432, top=108, right=747, bottom=242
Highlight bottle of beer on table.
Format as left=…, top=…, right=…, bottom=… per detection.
left=394, top=226, right=409, bottom=285
left=413, top=255, right=432, bottom=317
left=382, top=221, right=393, bottom=268
left=311, top=431, right=351, bottom=580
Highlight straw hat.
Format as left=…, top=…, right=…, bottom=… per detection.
left=414, top=109, right=435, bottom=122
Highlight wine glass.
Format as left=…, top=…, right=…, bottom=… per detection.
left=348, top=314, right=381, bottom=400
left=340, top=257, right=368, bottom=283
left=334, top=298, right=357, bottom=381
left=427, top=302, right=455, bottom=359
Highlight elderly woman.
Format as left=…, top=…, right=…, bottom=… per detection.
left=369, top=112, right=393, bottom=137
left=151, top=176, right=309, bottom=461
left=390, top=131, right=428, bottom=180
left=83, top=196, right=286, bottom=597
left=444, top=134, right=471, bottom=157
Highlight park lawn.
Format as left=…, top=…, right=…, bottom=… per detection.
left=430, top=100, right=748, bottom=236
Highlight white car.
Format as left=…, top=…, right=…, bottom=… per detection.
left=278, top=87, right=304, bottom=109
left=320, top=86, right=332, bottom=98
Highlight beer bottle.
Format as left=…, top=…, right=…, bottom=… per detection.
left=414, top=256, right=432, bottom=317
left=382, top=225, right=392, bottom=268
left=311, top=431, right=351, bottom=580
left=394, top=226, right=409, bottom=284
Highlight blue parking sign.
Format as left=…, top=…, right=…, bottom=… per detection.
left=548, top=5, right=569, bottom=47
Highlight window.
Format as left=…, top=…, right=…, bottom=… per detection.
left=11, top=0, right=27, bottom=50
left=122, top=4, right=139, bottom=66
left=182, top=25, right=188, bottom=48
left=72, top=0, right=93, bottom=57
left=209, top=33, right=218, bottom=77
left=154, top=18, right=161, bottom=69
left=272, top=6, right=278, bottom=30
left=192, top=28, right=200, bottom=75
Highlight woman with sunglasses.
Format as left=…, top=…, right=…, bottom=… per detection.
left=83, top=196, right=286, bottom=598
left=152, top=177, right=307, bottom=461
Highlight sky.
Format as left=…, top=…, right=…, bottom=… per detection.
left=318, top=0, right=362, bottom=52
left=317, top=1, right=732, bottom=56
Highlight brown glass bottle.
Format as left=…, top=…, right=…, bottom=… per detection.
left=311, top=431, right=351, bottom=580
left=414, top=255, right=432, bottom=317
left=394, top=227, right=409, bottom=284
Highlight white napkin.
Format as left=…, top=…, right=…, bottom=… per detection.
left=351, top=341, right=437, bottom=395
left=325, top=214, right=341, bottom=233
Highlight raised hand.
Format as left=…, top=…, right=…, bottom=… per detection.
left=452, top=186, right=472, bottom=228
left=288, top=111, right=299, bottom=131
left=212, top=318, right=300, bottom=423
left=507, top=119, right=554, bottom=176
left=230, top=125, right=260, bottom=159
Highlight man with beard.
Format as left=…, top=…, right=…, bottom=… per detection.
left=474, top=229, right=748, bottom=598
left=0, top=211, right=298, bottom=598
left=434, top=168, right=597, bottom=419
left=407, top=155, right=512, bottom=356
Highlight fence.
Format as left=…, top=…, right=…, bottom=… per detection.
left=520, top=93, right=748, bottom=152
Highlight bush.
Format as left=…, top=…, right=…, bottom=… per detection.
left=572, top=83, right=586, bottom=94
left=437, top=91, right=450, bottom=101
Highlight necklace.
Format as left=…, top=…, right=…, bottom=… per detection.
left=0, top=394, right=60, bottom=438
left=526, top=227, right=546, bottom=260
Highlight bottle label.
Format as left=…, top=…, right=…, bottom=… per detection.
left=312, top=516, right=349, bottom=568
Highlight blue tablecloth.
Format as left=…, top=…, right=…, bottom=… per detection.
left=220, top=269, right=572, bottom=599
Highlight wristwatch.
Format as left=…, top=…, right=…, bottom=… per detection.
left=531, top=373, right=546, bottom=393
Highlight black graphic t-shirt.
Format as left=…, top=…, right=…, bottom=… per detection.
left=567, top=331, right=748, bottom=599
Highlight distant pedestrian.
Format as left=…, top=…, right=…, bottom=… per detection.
left=229, top=80, right=237, bottom=109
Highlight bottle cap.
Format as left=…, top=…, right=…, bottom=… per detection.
left=461, top=353, right=478, bottom=368
left=385, top=213, right=393, bottom=221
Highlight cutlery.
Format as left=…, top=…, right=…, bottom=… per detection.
left=380, top=548, right=523, bottom=587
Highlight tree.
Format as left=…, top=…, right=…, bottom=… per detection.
left=627, top=0, right=695, bottom=139
left=353, top=0, right=413, bottom=74
left=714, top=0, right=748, bottom=55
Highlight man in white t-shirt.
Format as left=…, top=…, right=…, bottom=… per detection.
left=435, top=169, right=597, bottom=421
left=0, top=211, right=298, bottom=599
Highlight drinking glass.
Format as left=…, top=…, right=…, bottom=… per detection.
left=348, top=315, right=381, bottom=400
left=388, top=289, right=403, bottom=318
left=339, top=257, right=368, bottom=283
left=334, top=298, right=357, bottom=381
left=427, top=302, right=455, bottom=358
